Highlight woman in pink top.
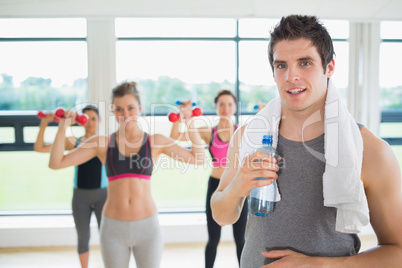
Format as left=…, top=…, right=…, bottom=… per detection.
left=49, top=82, right=205, bottom=268
left=170, top=90, right=247, bottom=268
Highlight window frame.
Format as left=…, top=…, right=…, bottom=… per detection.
left=379, top=29, right=402, bottom=146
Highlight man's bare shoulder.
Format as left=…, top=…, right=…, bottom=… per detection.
left=361, top=127, right=393, bottom=159
left=360, top=126, right=400, bottom=188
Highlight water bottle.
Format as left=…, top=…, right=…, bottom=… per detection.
left=248, top=134, right=278, bottom=217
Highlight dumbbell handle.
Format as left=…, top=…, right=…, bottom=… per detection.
left=168, top=107, right=203, bottom=123
left=176, top=100, right=196, bottom=106
left=54, top=108, right=88, bottom=125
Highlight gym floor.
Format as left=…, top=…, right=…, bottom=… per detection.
left=0, top=236, right=378, bottom=268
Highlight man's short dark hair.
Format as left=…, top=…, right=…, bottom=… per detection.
left=268, top=15, right=335, bottom=73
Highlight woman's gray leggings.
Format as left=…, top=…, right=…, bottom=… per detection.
left=72, top=188, right=107, bottom=254
left=100, top=214, right=163, bottom=268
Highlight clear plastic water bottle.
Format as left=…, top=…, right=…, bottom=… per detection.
left=248, top=134, right=278, bottom=217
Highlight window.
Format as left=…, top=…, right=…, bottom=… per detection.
left=379, top=21, right=402, bottom=169
left=0, top=18, right=88, bottom=111
left=0, top=18, right=87, bottom=213
left=116, top=40, right=236, bottom=115
left=115, top=18, right=237, bottom=210
left=0, top=18, right=355, bottom=213
left=116, top=18, right=236, bottom=115
left=379, top=21, right=402, bottom=111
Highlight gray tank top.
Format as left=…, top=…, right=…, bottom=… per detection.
left=240, top=132, right=361, bottom=267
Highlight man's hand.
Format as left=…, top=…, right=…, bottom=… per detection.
left=229, top=151, right=280, bottom=198
left=261, top=250, right=323, bottom=268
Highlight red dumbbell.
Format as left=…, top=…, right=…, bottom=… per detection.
left=168, top=112, right=180, bottom=123
left=37, top=110, right=46, bottom=119
left=54, top=108, right=65, bottom=123
left=37, top=110, right=60, bottom=122
left=37, top=110, right=62, bottom=122
left=167, top=107, right=203, bottom=123
left=191, top=107, right=203, bottom=117
left=55, top=108, right=65, bottom=119
left=76, top=114, right=89, bottom=125
left=54, top=108, right=89, bottom=125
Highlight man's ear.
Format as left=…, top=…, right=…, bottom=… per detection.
left=326, top=59, right=335, bottom=77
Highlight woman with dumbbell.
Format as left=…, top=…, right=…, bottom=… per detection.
left=48, top=81, right=206, bottom=268
left=34, top=105, right=107, bottom=268
left=170, top=90, right=247, bottom=268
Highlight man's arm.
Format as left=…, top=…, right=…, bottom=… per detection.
left=211, top=124, right=279, bottom=226
left=349, top=127, right=402, bottom=266
left=263, top=127, right=402, bottom=267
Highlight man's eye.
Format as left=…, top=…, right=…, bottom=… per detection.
left=301, top=62, right=311, bottom=66
left=277, top=64, right=286, bottom=69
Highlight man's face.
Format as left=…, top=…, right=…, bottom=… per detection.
left=272, top=38, right=335, bottom=114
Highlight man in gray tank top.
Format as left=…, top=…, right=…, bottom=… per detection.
left=211, top=15, right=402, bottom=267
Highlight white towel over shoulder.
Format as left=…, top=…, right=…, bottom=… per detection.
left=238, top=80, right=369, bottom=234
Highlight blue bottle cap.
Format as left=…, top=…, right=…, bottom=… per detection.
left=262, top=134, right=273, bottom=144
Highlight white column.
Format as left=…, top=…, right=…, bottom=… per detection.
left=348, top=22, right=381, bottom=135
left=86, top=18, right=117, bottom=136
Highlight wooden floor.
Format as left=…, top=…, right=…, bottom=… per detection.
left=0, top=242, right=239, bottom=268
left=0, top=236, right=378, bottom=268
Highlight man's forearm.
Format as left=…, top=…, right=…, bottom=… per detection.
left=340, top=244, right=402, bottom=268
left=211, top=186, right=246, bottom=226
left=307, top=244, right=402, bottom=268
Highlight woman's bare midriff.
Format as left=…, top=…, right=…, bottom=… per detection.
left=103, top=178, right=157, bottom=221
left=210, top=165, right=225, bottom=180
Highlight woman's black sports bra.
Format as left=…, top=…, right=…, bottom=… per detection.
left=105, top=132, right=153, bottom=181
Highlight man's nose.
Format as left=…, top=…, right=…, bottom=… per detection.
left=286, top=66, right=300, bottom=81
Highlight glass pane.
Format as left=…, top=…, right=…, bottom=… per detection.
left=332, top=41, right=349, bottom=102
left=0, top=18, right=86, bottom=38
left=239, top=41, right=277, bottom=113
left=381, top=21, right=402, bottom=39
left=390, top=146, right=402, bottom=178
left=116, top=40, right=236, bottom=114
left=152, top=154, right=211, bottom=209
left=321, top=20, right=349, bottom=39
left=0, top=151, right=74, bottom=211
left=238, top=18, right=278, bottom=38
left=0, top=42, right=88, bottom=111
left=0, top=127, right=15, bottom=143
left=239, top=19, right=349, bottom=39
left=24, top=126, right=85, bottom=143
left=116, top=18, right=236, bottom=37
left=141, top=115, right=213, bottom=209
left=380, top=43, right=402, bottom=110
left=379, top=123, right=402, bottom=138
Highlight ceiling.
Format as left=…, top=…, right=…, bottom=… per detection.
left=0, top=0, right=401, bottom=21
